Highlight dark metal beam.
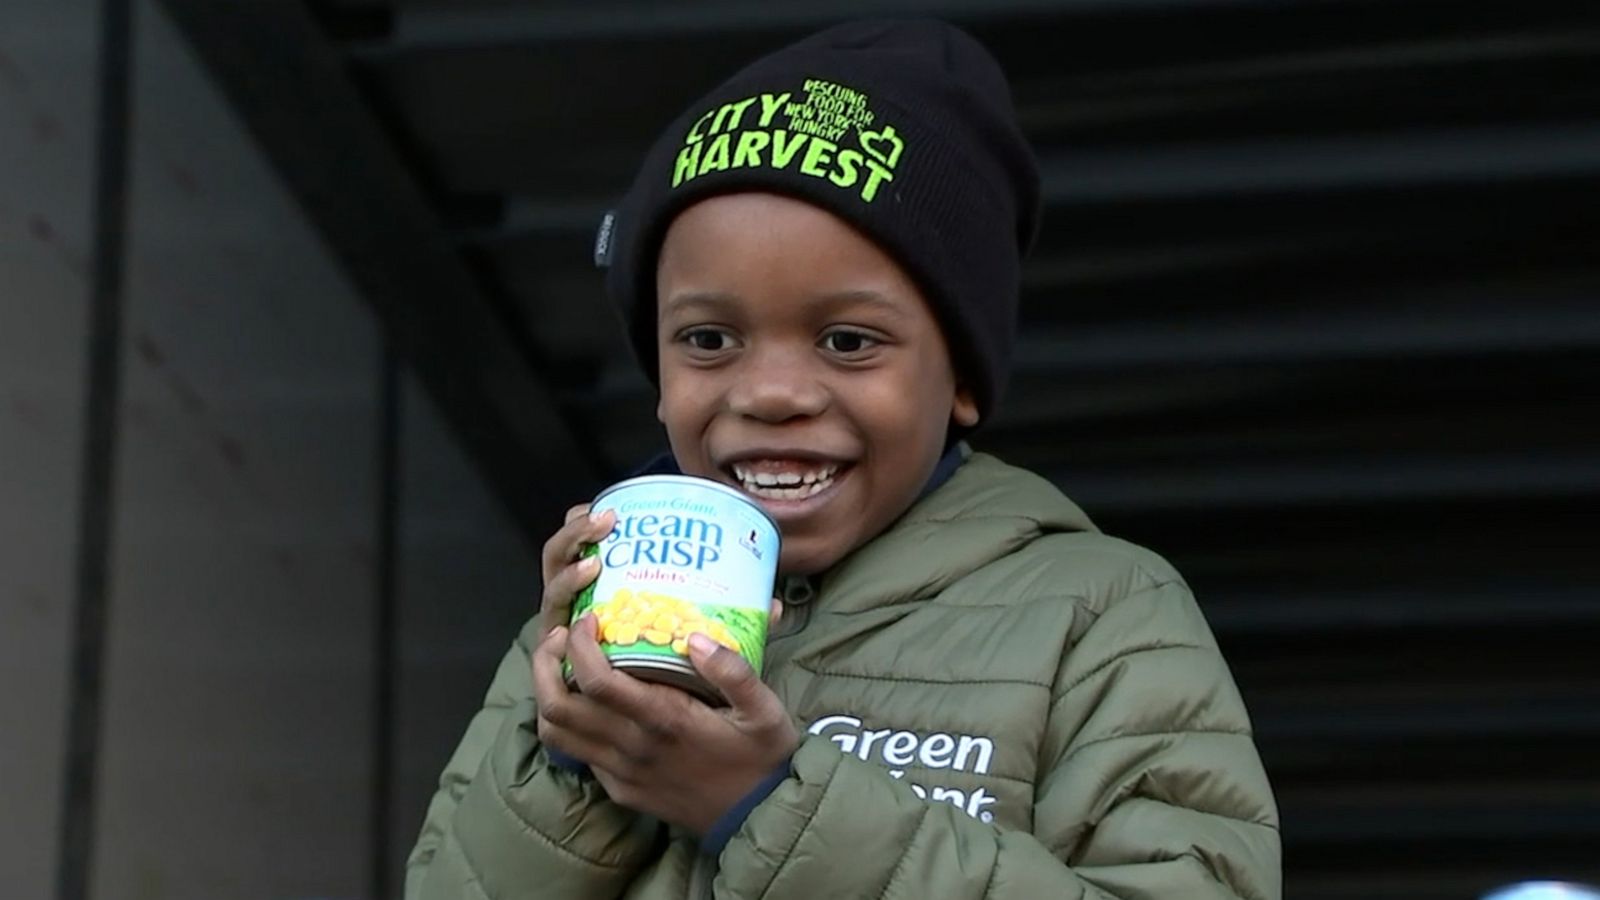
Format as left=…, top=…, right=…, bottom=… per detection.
left=1260, top=697, right=1600, bottom=741
left=1010, top=286, right=1600, bottom=373
left=152, top=0, right=604, bottom=539
left=1045, top=451, right=1600, bottom=514
left=1028, top=28, right=1600, bottom=93
left=1202, top=588, right=1600, bottom=634
left=365, top=0, right=1350, bottom=51
left=1041, top=122, right=1600, bottom=203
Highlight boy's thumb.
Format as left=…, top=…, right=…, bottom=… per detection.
left=688, top=633, right=765, bottom=712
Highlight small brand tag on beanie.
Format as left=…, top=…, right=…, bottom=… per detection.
left=593, top=210, right=617, bottom=268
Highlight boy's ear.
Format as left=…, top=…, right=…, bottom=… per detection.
left=952, top=385, right=980, bottom=428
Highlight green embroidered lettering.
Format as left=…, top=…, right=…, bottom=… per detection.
left=757, top=92, right=791, bottom=128
left=721, top=96, right=758, bottom=132
left=673, top=142, right=703, bottom=187
left=791, top=118, right=844, bottom=140
left=771, top=131, right=809, bottom=169
left=860, top=158, right=894, bottom=202
left=677, top=83, right=899, bottom=201
left=732, top=130, right=770, bottom=168
left=685, top=108, right=716, bottom=143
left=830, top=149, right=863, bottom=189
left=799, top=137, right=836, bottom=178
left=709, top=103, right=732, bottom=135
left=858, top=125, right=904, bottom=169
left=698, top=133, right=732, bottom=175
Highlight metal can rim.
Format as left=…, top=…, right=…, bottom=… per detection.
left=591, top=473, right=780, bottom=538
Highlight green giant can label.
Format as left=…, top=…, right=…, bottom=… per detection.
left=568, top=475, right=780, bottom=704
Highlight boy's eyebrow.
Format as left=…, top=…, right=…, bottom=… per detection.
left=661, top=288, right=910, bottom=318
left=660, top=291, right=739, bottom=317
left=811, top=288, right=910, bottom=318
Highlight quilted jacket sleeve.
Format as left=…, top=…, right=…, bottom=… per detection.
left=404, top=618, right=662, bottom=900
left=714, top=576, right=1282, bottom=900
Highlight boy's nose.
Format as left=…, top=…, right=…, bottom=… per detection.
left=725, top=350, right=829, bottom=423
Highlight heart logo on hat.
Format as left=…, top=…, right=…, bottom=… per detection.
left=858, top=125, right=904, bottom=169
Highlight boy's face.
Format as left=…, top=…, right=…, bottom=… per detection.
left=655, top=192, right=979, bottom=575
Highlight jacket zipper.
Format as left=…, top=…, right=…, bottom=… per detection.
left=689, top=852, right=716, bottom=900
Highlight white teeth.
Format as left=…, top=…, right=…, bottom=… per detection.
left=728, top=461, right=841, bottom=501
left=802, top=466, right=838, bottom=485
left=731, top=462, right=838, bottom=489
left=741, top=478, right=833, bottom=501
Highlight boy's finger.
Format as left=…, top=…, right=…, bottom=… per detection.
left=564, top=614, right=611, bottom=677
left=532, top=628, right=636, bottom=744
left=537, top=556, right=602, bottom=637
left=530, top=627, right=573, bottom=704
left=769, top=596, right=783, bottom=632
left=538, top=720, right=629, bottom=775
left=539, top=625, right=570, bottom=660
left=540, top=508, right=615, bottom=580
left=566, top=616, right=694, bottom=730
left=541, top=556, right=601, bottom=609
left=565, top=615, right=627, bottom=693
left=688, top=633, right=779, bottom=721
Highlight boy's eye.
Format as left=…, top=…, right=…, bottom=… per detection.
left=821, top=330, right=879, bottom=354
left=679, top=327, right=735, bottom=353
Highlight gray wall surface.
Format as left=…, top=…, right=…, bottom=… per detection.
left=0, top=3, right=96, bottom=898
left=391, top=374, right=543, bottom=881
left=90, top=4, right=382, bottom=897
left=2, top=2, right=543, bottom=896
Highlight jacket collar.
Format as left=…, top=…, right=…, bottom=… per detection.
left=814, top=452, right=1099, bottom=614
left=627, top=448, right=1096, bottom=614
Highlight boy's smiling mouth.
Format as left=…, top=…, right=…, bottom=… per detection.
left=719, top=455, right=853, bottom=508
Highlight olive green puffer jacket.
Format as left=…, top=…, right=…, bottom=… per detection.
left=406, top=453, right=1281, bottom=899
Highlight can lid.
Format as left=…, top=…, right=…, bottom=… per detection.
left=592, top=474, right=780, bottom=536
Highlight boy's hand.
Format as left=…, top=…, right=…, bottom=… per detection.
left=531, top=613, right=799, bottom=836
left=537, top=503, right=616, bottom=638
left=532, top=502, right=616, bottom=751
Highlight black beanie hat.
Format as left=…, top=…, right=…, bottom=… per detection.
left=599, top=18, right=1041, bottom=424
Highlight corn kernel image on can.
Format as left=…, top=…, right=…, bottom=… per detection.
left=567, top=475, right=780, bottom=705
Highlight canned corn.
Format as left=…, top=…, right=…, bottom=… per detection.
left=567, top=474, right=780, bottom=705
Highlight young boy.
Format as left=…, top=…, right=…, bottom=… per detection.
left=407, top=19, right=1280, bottom=900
